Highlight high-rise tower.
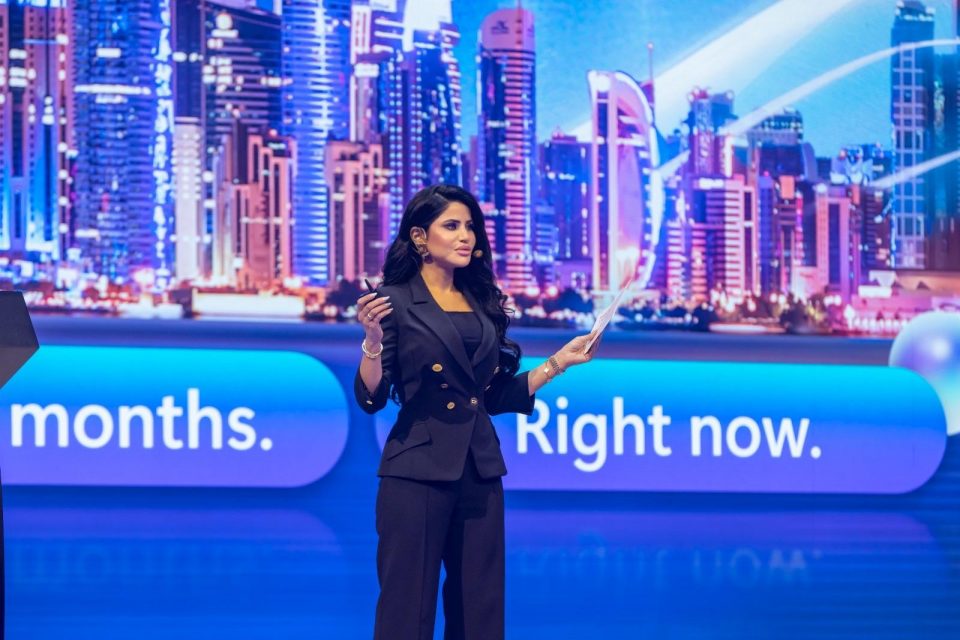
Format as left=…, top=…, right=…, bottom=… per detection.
left=72, top=0, right=175, bottom=286
left=0, top=0, right=73, bottom=261
left=282, top=0, right=351, bottom=286
left=477, top=6, right=536, bottom=290
left=588, top=70, right=663, bottom=294
left=890, top=0, right=935, bottom=268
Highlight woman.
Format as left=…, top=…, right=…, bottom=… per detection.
left=354, top=184, right=600, bottom=640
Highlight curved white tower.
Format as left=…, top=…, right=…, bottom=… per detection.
left=587, top=70, right=663, bottom=293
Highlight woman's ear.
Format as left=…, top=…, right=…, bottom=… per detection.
left=410, top=226, right=426, bottom=243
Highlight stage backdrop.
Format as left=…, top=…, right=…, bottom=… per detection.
left=5, top=2, right=960, bottom=638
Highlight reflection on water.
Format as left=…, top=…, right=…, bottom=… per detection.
left=5, top=501, right=958, bottom=639
left=5, top=505, right=373, bottom=640
left=506, top=510, right=956, bottom=638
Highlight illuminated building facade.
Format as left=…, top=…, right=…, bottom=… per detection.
left=72, top=0, right=175, bottom=286
left=282, top=0, right=351, bottom=286
left=0, top=0, right=73, bottom=264
left=588, top=70, right=663, bottom=294
left=325, top=139, right=388, bottom=282
left=211, top=123, right=295, bottom=290
left=477, top=6, right=536, bottom=290
left=890, top=0, right=935, bottom=268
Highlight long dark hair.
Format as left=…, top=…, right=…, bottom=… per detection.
left=382, top=184, right=522, bottom=377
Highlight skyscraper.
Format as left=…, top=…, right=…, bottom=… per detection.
left=747, top=108, right=804, bottom=147
left=684, top=176, right=756, bottom=300
left=282, top=0, right=351, bottom=286
left=379, top=6, right=463, bottom=238
left=757, top=174, right=804, bottom=295
left=203, top=3, right=284, bottom=144
left=930, top=215, right=960, bottom=269
left=72, top=0, right=175, bottom=286
left=172, top=118, right=204, bottom=282
left=928, top=49, right=960, bottom=269
left=477, top=6, right=536, bottom=290
left=588, top=70, right=663, bottom=294
left=861, top=185, right=892, bottom=275
left=209, top=122, right=296, bottom=289
left=748, top=111, right=817, bottom=184
left=532, top=201, right=556, bottom=287
left=0, top=0, right=73, bottom=262
left=342, top=0, right=463, bottom=282
left=172, top=0, right=287, bottom=285
left=890, top=0, right=935, bottom=269
left=348, top=0, right=403, bottom=145
left=325, top=140, right=388, bottom=281
left=539, top=132, right=590, bottom=263
left=685, top=89, right=735, bottom=177
left=650, top=179, right=690, bottom=301
left=823, top=184, right=862, bottom=300
left=172, top=0, right=206, bottom=283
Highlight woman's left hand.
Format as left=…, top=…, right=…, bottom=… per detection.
left=555, top=330, right=602, bottom=370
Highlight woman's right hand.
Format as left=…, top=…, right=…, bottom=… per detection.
left=357, top=291, right=392, bottom=346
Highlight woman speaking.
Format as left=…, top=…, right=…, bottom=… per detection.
left=354, top=184, right=600, bottom=640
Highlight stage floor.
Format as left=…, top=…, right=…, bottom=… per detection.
left=7, top=467, right=960, bottom=639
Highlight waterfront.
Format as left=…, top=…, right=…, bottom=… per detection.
left=31, top=315, right=893, bottom=366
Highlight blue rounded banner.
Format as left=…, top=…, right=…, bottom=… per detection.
left=0, top=346, right=348, bottom=487
left=489, top=358, right=947, bottom=493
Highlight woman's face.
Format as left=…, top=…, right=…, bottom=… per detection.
left=422, top=202, right=477, bottom=270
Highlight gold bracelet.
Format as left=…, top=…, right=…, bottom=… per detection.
left=541, top=362, right=552, bottom=379
left=541, top=355, right=564, bottom=380
left=361, top=339, right=384, bottom=359
left=548, top=355, right=564, bottom=376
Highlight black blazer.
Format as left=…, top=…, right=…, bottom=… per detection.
left=354, top=271, right=536, bottom=481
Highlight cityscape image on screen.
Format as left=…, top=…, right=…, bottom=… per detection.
left=1, top=0, right=959, bottom=337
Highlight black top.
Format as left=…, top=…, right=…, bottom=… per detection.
left=446, top=310, right=482, bottom=361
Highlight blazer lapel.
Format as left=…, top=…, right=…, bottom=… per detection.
left=462, top=286, right=497, bottom=367
left=408, top=272, right=476, bottom=382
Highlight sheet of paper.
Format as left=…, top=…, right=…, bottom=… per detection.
left=583, top=277, right=633, bottom=353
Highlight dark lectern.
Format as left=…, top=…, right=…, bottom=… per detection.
left=0, top=292, right=39, bottom=639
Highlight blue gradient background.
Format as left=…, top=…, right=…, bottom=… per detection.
left=454, top=0, right=956, bottom=154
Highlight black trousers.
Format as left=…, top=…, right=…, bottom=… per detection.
left=374, top=452, right=505, bottom=640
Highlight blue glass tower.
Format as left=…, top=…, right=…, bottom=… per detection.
left=281, top=0, right=351, bottom=286
left=378, top=21, right=462, bottom=239
left=890, top=0, right=935, bottom=269
left=203, top=3, right=283, bottom=146
left=539, top=133, right=590, bottom=262
left=0, top=0, right=73, bottom=264
left=72, top=0, right=175, bottom=286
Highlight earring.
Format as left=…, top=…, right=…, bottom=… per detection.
left=473, top=249, right=483, bottom=258
left=415, top=242, right=431, bottom=261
